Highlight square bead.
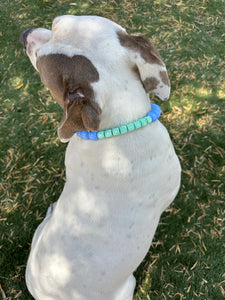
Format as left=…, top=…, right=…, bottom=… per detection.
left=97, top=131, right=105, bottom=139
left=105, top=129, right=113, bottom=138
left=120, top=125, right=128, bottom=134
left=127, top=123, right=135, bottom=131
left=134, top=120, right=142, bottom=129
left=146, top=116, right=152, bottom=123
left=140, top=118, right=148, bottom=126
left=112, top=128, right=120, bottom=136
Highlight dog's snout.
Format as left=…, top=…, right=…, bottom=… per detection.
left=19, top=28, right=34, bottom=49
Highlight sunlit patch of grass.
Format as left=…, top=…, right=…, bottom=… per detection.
left=217, top=89, right=225, bottom=99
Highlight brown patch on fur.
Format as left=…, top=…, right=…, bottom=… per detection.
left=143, top=77, right=160, bottom=93
left=117, top=30, right=164, bottom=66
left=160, top=70, right=170, bottom=87
left=37, top=54, right=101, bottom=140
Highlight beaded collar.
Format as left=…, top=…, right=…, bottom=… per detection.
left=77, top=103, right=161, bottom=141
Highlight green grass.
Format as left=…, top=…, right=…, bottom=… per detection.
left=0, top=0, right=224, bottom=299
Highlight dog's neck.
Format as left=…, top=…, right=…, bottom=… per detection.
left=93, top=74, right=152, bottom=129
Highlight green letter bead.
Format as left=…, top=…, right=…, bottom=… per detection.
left=146, top=116, right=152, bottom=123
left=120, top=125, right=128, bottom=134
left=134, top=120, right=142, bottom=129
left=140, top=118, right=148, bottom=126
left=105, top=129, right=113, bottom=138
left=127, top=123, right=135, bottom=131
left=97, top=131, right=105, bottom=139
left=112, top=128, right=120, bottom=136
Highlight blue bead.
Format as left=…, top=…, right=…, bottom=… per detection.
left=88, top=131, right=98, bottom=140
left=148, top=112, right=158, bottom=122
left=151, top=103, right=158, bottom=110
left=151, top=103, right=161, bottom=114
left=77, top=131, right=89, bottom=139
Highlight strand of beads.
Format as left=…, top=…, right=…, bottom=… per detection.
left=77, top=103, right=161, bottom=141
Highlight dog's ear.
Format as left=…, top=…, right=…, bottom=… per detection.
left=58, top=89, right=101, bottom=142
left=118, top=31, right=170, bottom=100
left=36, top=54, right=101, bottom=142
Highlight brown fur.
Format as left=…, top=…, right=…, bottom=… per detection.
left=143, top=77, right=160, bottom=92
left=117, top=31, right=164, bottom=66
left=37, top=54, right=101, bottom=140
left=160, top=70, right=170, bottom=86
left=117, top=30, right=170, bottom=98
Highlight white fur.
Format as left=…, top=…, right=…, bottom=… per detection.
left=24, top=15, right=181, bottom=300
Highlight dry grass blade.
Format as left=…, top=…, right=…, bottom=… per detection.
left=0, top=283, right=7, bottom=299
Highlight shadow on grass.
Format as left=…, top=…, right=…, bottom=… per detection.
left=134, top=91, right=224, bottom=299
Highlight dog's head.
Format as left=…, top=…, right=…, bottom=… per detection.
left=20, top=15, right=170, bottom=142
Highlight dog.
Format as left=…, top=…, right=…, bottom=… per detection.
left=20, top=15, right=181, bottom=300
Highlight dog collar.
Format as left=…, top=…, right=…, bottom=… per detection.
left=77, top=103, right=161, bottom=141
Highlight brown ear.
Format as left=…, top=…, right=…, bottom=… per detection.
left=118, top=31, right=170, bottom=100
left=36, top=54, right=101, bottom=142
left=81, top=101, right=101, bottom=132
left=57, top=92, right=101, bottom=143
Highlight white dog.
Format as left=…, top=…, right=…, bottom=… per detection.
left=20, top=15, right=181, bottom=300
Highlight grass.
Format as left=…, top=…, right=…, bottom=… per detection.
left=0, top=0, right=224, bottom=299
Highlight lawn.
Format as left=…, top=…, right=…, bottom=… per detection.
left=0, top=0, right=224, bottom=299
